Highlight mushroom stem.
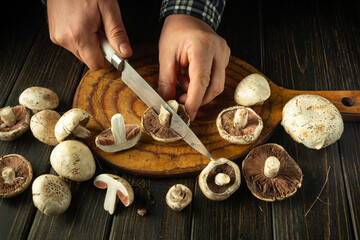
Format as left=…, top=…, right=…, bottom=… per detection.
left=2, top=167, right=16, bottom=184
left=112, top=114, right=127, bottom=144
left=170, top=184, right=185, bottom=201
left=103, top=185, right=118, bottom=215
left=72, top=125, right=91, bottom=138
left=264, top=156, right=281, bottom=178
left=0, top=107, right=16, bottom=128
left=167, top=100, right=179, bottom=113
left=159, top=105, right=171, bottom=127
left=233, top=108, right=248, bottom=129
left=215, top=173, right=231, bottom=186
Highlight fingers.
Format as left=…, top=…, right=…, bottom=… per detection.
left=158, top=51, right=177, bottom=101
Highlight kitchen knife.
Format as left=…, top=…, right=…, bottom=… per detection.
left=99, top=34, right=213, bottom=160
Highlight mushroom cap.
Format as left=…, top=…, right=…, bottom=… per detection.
left=54, top=108, right=91, bottom=142
left=198, top=158, right=241, bottom=201
left=0, top=154, right=33, bottom=198
left=216, top=106, right=263, bottom=144
left=234, top=73, right=271, bottom=106
left=281, top=94, right=344, bottom=149
left=50, top=140, right=96, bottom=181
left=32, top=174, right=71, bottom=216
left=30, top=110, right=61, bottom=146
left=19, top=87, right=59, bottom=112
left=242, top=143, right=303, bottom=201
left=0, top=106, right=31, bottom=141
left=166, top=184, right=192, bottom=211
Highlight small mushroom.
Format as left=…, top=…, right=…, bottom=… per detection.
left=216, top=106, right=263, bottom=144
left=0, top=106, right=31, bottom=141
left=32, top=174, right=71, bottom=216
left=50, top=140, right=96, bottom=181
left=242, top=143, right=303, bottom=201
left=19, top=86, right=59, bottom=113
left=0, top=154, right=33, bottom=198
left=95, top=113, right=141, bottom=152
left=93, top=173, right=134, bottom=215
left=281, top=94, right=344, bottom=149
left=234, top=73, right=271, bottom=106
left=54, top=108, right=91, bottom=142
left=166, top=184, right=192, bottom=211
left=141, top=100, right=190, bottom=142
left=30, top=110, right=61, bottom=146
left=198, top=158, right=241, bottom=201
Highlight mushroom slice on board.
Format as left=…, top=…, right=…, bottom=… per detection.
left=30, top=110, right=61, bottom=146
left=0, top=154, right=33, bottom=198
left=94, top=174, right=134, bottom=215
left=95, top=113, right=141, bottom=152
left=216, top=106, right=263, bottom=144
left=198, top=158, right=241, bottom=201
left=19, top=86, right=59, bottom=113
left=32, top=174, right=71, bottom=216
left=166, top=184, right=192, bottom=211
left=242, top=143, right=303, bottom=201
left=0, top=106, right=31, bottom=141
left=141, top=100, right=190, bottom=142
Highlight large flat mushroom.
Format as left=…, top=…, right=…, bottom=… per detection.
left=0, top=106, right=31, bottom=141
left=30, top=110, right=60, bottom=146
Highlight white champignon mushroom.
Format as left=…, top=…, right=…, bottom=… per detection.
left=19, top=86, right=59, bottom=113
left=32, top=174, right=71, bottom=216
left=281, top=94, right=344, bottom=149
left=0, top=105, right=31, bottom=141
left=166, top=184, right=192, bottom=211
left=93, top=174, right=134, bottom=215
left=50, top=140, right=96, bottom=181
left=95, top=113, right=141, bottom=153
left=30, top=110, right=61, bottom=146
left=234, top=73, right=271, bottom=106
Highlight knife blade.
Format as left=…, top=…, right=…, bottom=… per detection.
left=99, top=34, right=213, bottom=160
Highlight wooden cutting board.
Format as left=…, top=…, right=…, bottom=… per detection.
left=72, top=56, right=360, bottom=177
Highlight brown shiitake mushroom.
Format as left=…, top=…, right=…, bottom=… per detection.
left=19, top=86, right=59, bottom=113
left=0, top=106, right=31, bottom=141
left=30, top=110, right=61, bottom=146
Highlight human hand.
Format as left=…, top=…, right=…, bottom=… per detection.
left=158, top=14, right=230, bottom=121
left=47, top=0, right=132, bottom=70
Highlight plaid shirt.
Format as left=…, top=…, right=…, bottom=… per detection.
left=160, top=0, right=227, bottom=31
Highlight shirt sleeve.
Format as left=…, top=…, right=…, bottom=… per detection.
left=160, top=0, right=227, bottom=31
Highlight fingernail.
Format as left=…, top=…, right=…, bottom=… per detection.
left=120, top=43, right=130, bottom=55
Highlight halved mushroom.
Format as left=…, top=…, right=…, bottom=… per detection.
left=95, top=113, right=141, bottom=152
left=50, top=140, right=96, bottom=181
left=141, top=100, right=190, bottom=142
left=166, top=184, right=192, bottom=211
left=281, top=94, right=344, bottom=149
left=0, top=154, right=33, bottom=198
left=19, top=86, right=59, bottom=113
left=198, top=158, right=241, bottom=201
left=0, top=106, right=31, bottom=141
left=54, top=108, right=91, bottom=142
left=94, top=173, right=134, bottom=215
left=30, top=110, right=61, bottom=146
left=216, top=106, right=263, bottom=144
left=242, top=143, right=303, bottom=201
left=234, top=73, right=271, bottom=106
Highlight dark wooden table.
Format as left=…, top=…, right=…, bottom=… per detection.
left=1, top=0, right=359, bottom=239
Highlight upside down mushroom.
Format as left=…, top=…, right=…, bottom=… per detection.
left=0, top=106, right=31, bottom=141
left=166, top=184, right=192, bottom=211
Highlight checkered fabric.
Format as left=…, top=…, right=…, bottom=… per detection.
left=160, top=0, right=227, bottom=31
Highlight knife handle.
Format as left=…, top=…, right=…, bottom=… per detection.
left=98, top=32, right=124, bottom=71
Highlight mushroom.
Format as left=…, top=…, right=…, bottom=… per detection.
left=93, top=174, right=134, bottom=215
left=54, top=108, right=91, bottom=142
left=281, top=94, right=344, bottom=149
left=141, top=100, right=190, bottom=142
left=166, top=184, right=192, bottom=211
left=0, top=106, right=31, bottom=141
left=95, top=113, right=141, bottom=152
left=242, top=143, right=303, bottom=201
left=30, top=110, right=61, bottom=146
left=0, top=154, right=33, bottom=198
left=50, top=140, right=96, bottom=181
left=198, top=158, right=241, bottom=201
left=216, top=106, right=263, bottom=144
left=32, top=174, right=71, bottom=216
left=19, top=86, right=59, bottom=113
left=234, top=73, right=271, bottom=106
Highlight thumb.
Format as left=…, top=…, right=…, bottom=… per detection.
left=98, top=0, right=132, bottom=58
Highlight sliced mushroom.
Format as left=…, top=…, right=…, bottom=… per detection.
left=50, top=140, right=96, bottom=181
left=0, top=106, right=31, bottom=141
left=32, top=174, right=71, bottom=216
left=94, top=173, right=134, bottom=215
left=54, top=108, right=91, bottom=142
left=198, top=158, right=241, bottom=201
left=95, top=113, right=141, bottom=152
left=30, top=110, right=61, bottom=146
left=242, top=143, right=303, bottom=201
left=234, top=73, right=271, bottom=106
left=0, top=154, right=33, bottom=198
left=19, top=86, right=59, bottom=113
left=281, top=94, right=344, bottom=149
left=141, top=100, right=190, bottom=142
left=166, top=184, right=192, bottom=211
left=216, top=106, right=263, bottom=144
